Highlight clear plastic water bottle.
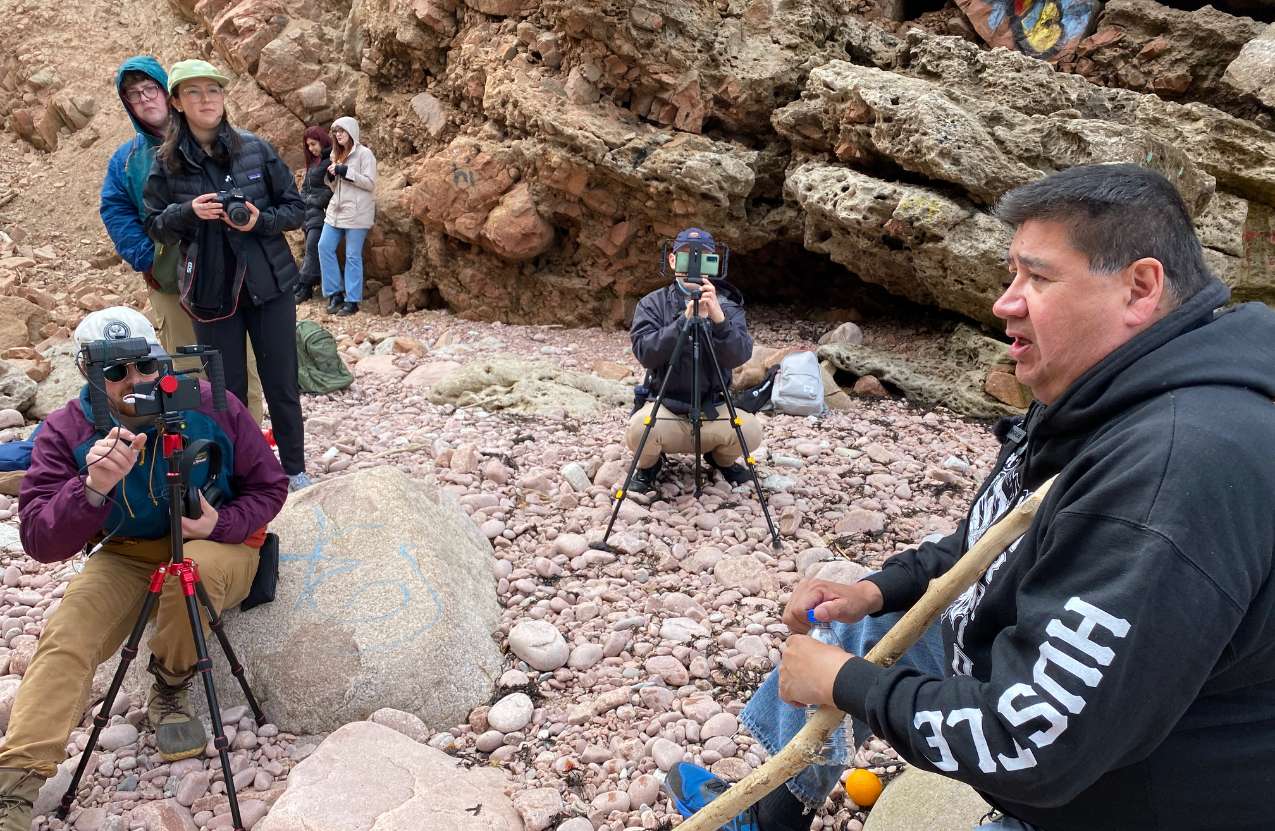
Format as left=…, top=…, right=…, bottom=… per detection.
left=806, top=609, right=850, bottom=765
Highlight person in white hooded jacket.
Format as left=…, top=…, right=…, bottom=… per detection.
left=318, top=116, right=377, bottom=316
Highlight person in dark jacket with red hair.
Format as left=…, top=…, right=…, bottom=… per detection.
left=0, top=307, right=287, bottom=829
left=294, top=125, right=332, bottom=303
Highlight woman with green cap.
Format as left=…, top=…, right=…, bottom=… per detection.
left=143, top=59, right=312, bottom=490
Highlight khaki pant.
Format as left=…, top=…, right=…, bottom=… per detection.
left=625, top=402, right=763, bottom=469
left=0, top=538, right=257, bottom=777
left=148, top=287, right=265, bottom=424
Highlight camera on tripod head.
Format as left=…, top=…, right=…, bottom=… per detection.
left=660, top=228, right=730, bottom=296
left=216, top=188, right=251, bottom=226
left=80, top=339, right=230, bottom=436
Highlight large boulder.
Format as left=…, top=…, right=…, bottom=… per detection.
left=426, top=358, right=628, bottom=418
left=26, top=340, right=80, bottom=421
left=0, top=362, right=36, bottom=414
left=775, top=30, right=1275, bottom=318
left=1075, top=1, right=1265, bottom=106
left=774, top=59, right=1213, bottom=211
left=256, top=721, right=524, bottom=831
left=254, top=20, right=359, bottom=126
left=785, top=161, right=1011, bottom=329
left=0, top=296, right=50, bottom=351
left=212, top=466, right=503, bottom=733
left=863, top=767, right=990, bottom=831
left=1224, top=23, right=1275, bottom=111
left=225, top=75, right=306, bottom=170
left=820, top=326, right=1027, bottom=418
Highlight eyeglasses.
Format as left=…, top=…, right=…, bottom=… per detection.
left=103, top=359, right=160, bottom=383
left=123, top=84, right=163, bottom=104
left=180, top=85, right=224, bottom=101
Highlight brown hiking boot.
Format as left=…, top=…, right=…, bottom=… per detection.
left=0, top=767, right=44, bottom=831
left=147, top=678, right=207, bottom=762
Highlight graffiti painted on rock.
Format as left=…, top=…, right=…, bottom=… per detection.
left=280, top=508, right=446, bottom=652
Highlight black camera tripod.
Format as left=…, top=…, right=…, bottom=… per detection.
left=599, top=284, right=781, bottom=551
left=56, top=406, right=264, bottom=831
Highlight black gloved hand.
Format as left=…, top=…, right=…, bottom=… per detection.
left=334, top=164, right=348, bottom=178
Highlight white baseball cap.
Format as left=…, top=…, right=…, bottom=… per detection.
left=74, top=306, right=162, bottom=351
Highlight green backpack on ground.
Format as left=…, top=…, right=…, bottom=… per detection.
left=296, top=320, right=354, bottom=394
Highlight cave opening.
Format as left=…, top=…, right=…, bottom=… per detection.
left=901, top=0, right=952, bottom=19
left=724, top=239, right=955, bottom=330
left=1153, top=0, right=1274, bottom=23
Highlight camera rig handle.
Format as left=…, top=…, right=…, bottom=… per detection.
left=85, top=361, right=114, bottom=436
left=177, top=345, right=229, bottom=412
left=80, top=337, right=151, bottom=437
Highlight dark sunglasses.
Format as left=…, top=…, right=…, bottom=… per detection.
left=103, top=358, right=161, bottom=382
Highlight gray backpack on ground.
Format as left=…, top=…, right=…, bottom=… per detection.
left=771, top=351, right=827, bottom=416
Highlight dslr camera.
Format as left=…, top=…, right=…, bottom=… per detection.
left=216, top=188, right=251, bottom=226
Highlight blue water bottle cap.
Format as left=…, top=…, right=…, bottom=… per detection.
left=806, top=609, right=818, bottom=624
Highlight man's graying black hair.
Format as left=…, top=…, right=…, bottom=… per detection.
left=993, top=163, right=1213, bottom=304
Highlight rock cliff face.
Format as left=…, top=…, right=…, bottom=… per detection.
left=6, top=0, right=1273, bottom=325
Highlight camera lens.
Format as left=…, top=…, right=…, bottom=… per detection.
left=227, top=203, right=251, bottom=226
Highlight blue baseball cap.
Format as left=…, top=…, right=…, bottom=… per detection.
left=673, top=227, right=716, bottom=252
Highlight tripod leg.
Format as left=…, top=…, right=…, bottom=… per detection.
left=700, top=331, right=783, bottom=549
left=195, top=582, right=265, bottom=725
left=691, top=324, right=703, bottom=497
left=177, top=564, right=246, bottom=831
left=600, top=318, right=695, bottom=550
left=56, top=569, right=167, bottom=820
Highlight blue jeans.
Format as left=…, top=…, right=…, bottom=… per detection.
left=742, top=611, right=1042, bottom=830
left=318, top=224, right=369, bottom=303
left=741, top=611, right=945, bottom=809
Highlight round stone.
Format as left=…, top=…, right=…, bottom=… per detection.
left=567, top=643, right=604, bottom=670
left=96, top=724, right=139, bottom=752
left=487, top=692, right=534, bottom=732
left=701, top=712, right=739, bottom=740
left=649, top=738, right=685, bottom=771
left=508, top=620, right=569, bottom=671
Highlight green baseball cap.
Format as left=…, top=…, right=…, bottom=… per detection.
left=166, top=59, right=230, bottom=95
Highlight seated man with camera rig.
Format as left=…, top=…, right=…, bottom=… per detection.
left=0, top=308, right=287, bottom=829
left=625, top=228, right=762, bottom=493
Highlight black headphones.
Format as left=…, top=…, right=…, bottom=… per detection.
left=179, top=439, right=227, bottom=519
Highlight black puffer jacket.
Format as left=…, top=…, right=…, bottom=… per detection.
left=629, top=279, right=752, bottom=416
left=301, top=148, right=332, bottom=233
left=143, top=123, right=304, bottom=322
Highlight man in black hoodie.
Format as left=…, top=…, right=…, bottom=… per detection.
left=670, top=166, right=1275, bottom=831
left=625, top=228, right=761, bottom=492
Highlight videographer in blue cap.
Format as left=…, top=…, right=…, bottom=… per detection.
left=625, top=227, right=761, bottom=493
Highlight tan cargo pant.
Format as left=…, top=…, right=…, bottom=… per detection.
left=0, top=538, right=257, bottom=777
left=625, top=402, right=763, bottom=468
left=148, top=287, right=265, bottom=425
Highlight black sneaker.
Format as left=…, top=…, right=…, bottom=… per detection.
left=336, top=301, right=360, bottom=316
left=325, top=292, right=345, bottom=313
left=705, top=454, right=751, bottom=485
left=626, top=455, right=664, bottom=494
left=294, top=282, right=315, bottom=303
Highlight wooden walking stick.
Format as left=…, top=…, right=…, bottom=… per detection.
left=679, top=475, right=1058, bottom=830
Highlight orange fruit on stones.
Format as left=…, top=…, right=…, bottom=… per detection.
left=843, top=768, right=884, bottom=808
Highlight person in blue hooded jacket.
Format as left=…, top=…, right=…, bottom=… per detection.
left=99, top=56, right=264, bottom=423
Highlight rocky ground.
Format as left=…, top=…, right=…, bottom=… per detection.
left=0, top=292, right=1002, bottom=830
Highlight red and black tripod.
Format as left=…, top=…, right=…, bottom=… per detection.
left=56, top=406, right=264, bottom=831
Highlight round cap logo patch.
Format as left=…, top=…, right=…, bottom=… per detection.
left=103, top=320, right=131, bottom=340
